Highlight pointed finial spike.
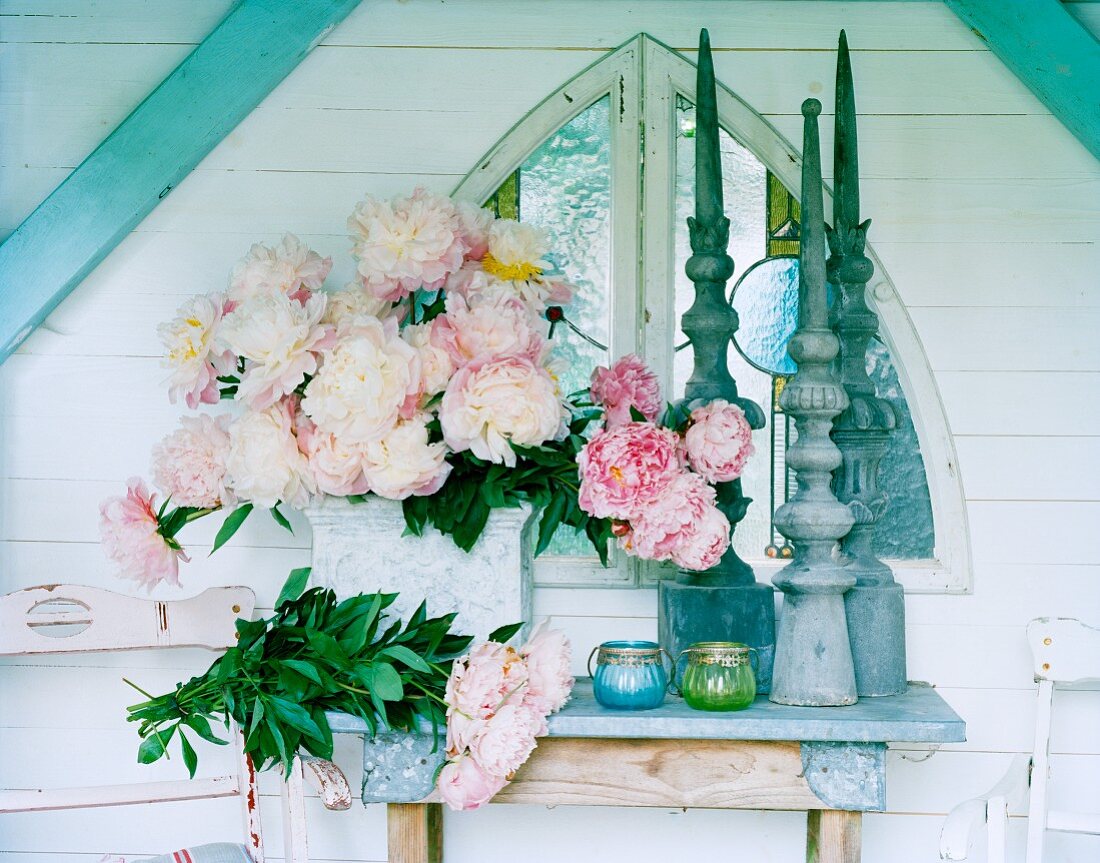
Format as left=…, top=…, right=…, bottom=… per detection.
left=695, top=28, right=723, bottom=223
left=834, top=29, right=859, bottom=232
left=799, top=98, right=827, bottom=330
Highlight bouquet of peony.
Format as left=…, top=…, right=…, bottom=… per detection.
left=578, top=355, right=756, bottom=571
left=437, top=623, right=572, bottom=810
left=100, top=188, right=616, bottom=589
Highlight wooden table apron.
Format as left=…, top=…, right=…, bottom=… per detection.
left=328, top=682, right=965, bottom=863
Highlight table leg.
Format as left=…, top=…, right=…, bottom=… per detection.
left=387, top=802, right=443, bottom=863
left=807, top=809, right=861, bottom=863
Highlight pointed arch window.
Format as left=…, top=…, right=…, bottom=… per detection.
left=454, top=36, right=969, bottom=593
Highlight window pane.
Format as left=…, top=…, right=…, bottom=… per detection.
left=489, top=96, right=612, bottom=558
left=672, top=95, right=934, bottom=562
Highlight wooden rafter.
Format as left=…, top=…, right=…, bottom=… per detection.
left=944, top=0, right=1100, bottom=160
left=0, top=0, right=364, bottom=362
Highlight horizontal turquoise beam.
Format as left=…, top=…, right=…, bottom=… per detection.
left=945, top=0, right=1100, bottom=160
left=0, top=0, right=364, bottom=362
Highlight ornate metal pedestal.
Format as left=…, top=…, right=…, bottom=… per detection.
left=769, top=99, right=857, bottom=707
left=828, top=32, right=907, bottom=697
left=657, top=29, right=774, bottom=691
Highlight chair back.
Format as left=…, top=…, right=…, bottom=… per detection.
left=0, top=584, right=254, bottom=656
left=1023, top=618, right=1100, bottom=863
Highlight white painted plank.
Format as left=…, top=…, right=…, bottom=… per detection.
left=938, top=372, right=1100, bottom=436
left=954, top=436, right=1100, bottom=500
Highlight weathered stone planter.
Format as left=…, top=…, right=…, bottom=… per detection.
left=361, top=726, right=446, bottom=803
left=304, top=496, right=537, bottom=642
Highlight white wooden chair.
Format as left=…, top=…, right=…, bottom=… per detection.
left=940, top=617, right=1100, bottom=862
left=0, top=584, right=352, bottom=863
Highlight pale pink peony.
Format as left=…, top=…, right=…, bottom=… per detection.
left=445, top=642, right=529, bottom=723
left=322, top=283, right=399, bottom=332
left=466, top=703, right=543, bottom=778
left=590, top=354, right=663, bottom=429
left=228, top=234, right=332, bottom=303
left=627, top=472, right=730, bottom=570
left=295, top=414, right=369, bottom=497
left=520, top=622, right=574, bottom=715
left=402, top=321, right=454, bottom=402
left=576, top=423, right=684, bottom=520
left=99, top=478, right=188, bottom=590
left=361, top=414, right=451, bottom=500
left=158, top=293, right=236, bottom=409
left=225, top=400, right=315, bottom=509
left=348, top=187, right=467, bottom=301
left=430, top=292, right=547, bottom=368
left=219, top=292, right=334, bottom=409
left=454, top=201, right=495, bottom=261
left=302, top=315, right=420, bottom=446
left=151, top=414, right=235, bottom=509
left=440, top=355, right=564, bottom=467
left=684, top=399, right=755, bottom=483
left=437, top=756, right=506, bottom=811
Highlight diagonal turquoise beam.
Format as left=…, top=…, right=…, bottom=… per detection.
left=0, top=0, right=364, bottom=362
left=944, top=0, right=1100, bottom=160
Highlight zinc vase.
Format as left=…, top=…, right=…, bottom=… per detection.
left=304, top=496, right=537, bottom=642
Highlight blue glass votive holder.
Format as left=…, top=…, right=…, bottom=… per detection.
left=588, top=640, right=671, bottom=710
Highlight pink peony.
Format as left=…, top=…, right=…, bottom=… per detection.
left=402, top=321, right=454, bottom=402
left=520, top=622, right=573, bottom=715
left=225, top=400, right=315, bottom=509
left=454, top=201, right=495, bottom=261
left=440, top=355, right=564, bottom=467
left=431, top=293, right=546, bottom=368
left=590, top=354, right=663, bottom=429
left=437, top=756, right=506, bottom=811
left=466, top=703, right=543, bottom=778
left=445, top=642, right=528, bottom=723
left=577, top=423, right=684, bottom=520
left=627, top=472, right=730, bottom=571
left=228, top=234, right=332, bottom=303
left=151, top=414, right=235, bottom=509
left=348, top=187, right=467, bottom=301
left=99, top=478, right=188, bottom=590
left=295, top=415, right=369, bottom=497
left=684, top=399, right=755, bottom=483
left=361, top=414, right=451, bottom=500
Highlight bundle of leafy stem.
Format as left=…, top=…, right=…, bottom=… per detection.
left=125, top=568, right=520, bottom=778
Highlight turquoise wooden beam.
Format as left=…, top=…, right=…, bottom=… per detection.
left=0, top=0, right=363, bottom=362
left=944, top=0, right=1100, bottom=160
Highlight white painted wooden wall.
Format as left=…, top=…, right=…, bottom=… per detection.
left=1, top=1, right=1098, bottom=860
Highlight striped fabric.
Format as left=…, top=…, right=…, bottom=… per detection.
left=100, top=844, right=251, bottom=863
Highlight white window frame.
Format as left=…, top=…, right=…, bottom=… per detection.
left=453, top=35, right=972, bottom=595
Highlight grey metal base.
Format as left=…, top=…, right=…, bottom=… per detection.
left=658, top=578, right=776, bottom=693
left=845, top=581, right=907, bottom=697
left=771, top=588, right=858, bottom=707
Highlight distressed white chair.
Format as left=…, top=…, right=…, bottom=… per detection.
left=940, top=617, right=1100, bottom=862
left=0, top=584, right=352, bottom=863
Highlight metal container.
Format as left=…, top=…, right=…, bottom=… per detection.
left=589, top=640, right=671, bottom=711
left=678, top=642, right=757, bottom=711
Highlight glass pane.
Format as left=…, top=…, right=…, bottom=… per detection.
left=672, top=94, right=934, bottom=563
left=488, top=96, right=612, bottom=558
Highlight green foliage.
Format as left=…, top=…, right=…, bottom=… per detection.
left=401, top=405, right=614, bottom=564
left=125, top=569, right=476, bottom=779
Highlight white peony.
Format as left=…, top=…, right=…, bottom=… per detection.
left=225, top=401, right=314, bottom=509
left=228, top=233, right=332, bottom=302
left=322, top=283, right=398, bottom=332
left=297, top=415, right=369, bottom=497
left=219, top=292, right=333, bottom=409
left=454, top=200, right=495, bottom=260
left=440, top=355, right=565, bottom=467
left=301, top=315, right=420, bottom=445
left=362, top=414, right=452, bottom=500
left=348, top=187, right=467, bottom=301
left=158, top=293, right=236, bottom=409
left=403, top=321, right=454, bottom=400
left=478, top=220, right=573, bottom=311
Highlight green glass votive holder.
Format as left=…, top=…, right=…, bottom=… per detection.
left=678, top=642, right=757, bottom=711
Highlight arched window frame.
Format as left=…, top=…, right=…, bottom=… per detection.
left=454, top=35, right=972, bottom=595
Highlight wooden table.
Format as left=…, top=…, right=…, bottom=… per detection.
left=329, top=681, right=964, bottom=863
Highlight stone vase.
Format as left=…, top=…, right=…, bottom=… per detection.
left=304, top=496, right=537, bottom=642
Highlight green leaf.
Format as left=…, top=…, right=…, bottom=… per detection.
left=185, top=714, right=228, bottom=746
left=535, top=490, right=568, bottom=556
left=275, top=567, right=311, bottom=609
left=179, top=730, right=198, bottom=779
left=371, top=662, right=404, bottom=701
left=138, top=725, right=175, bottom=765
left=211, top=503, right=253, bottom=555
left=488, top=622, right=524, bottom=644
left=270, top=504, right=294, bottom=535
left=268, top=696, right=325, bottom=743
left=281, top=659, right=324, bottom=687
left=380, top=644, right=431, bottom=673
left=629, top=405, right=648, bottom=422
